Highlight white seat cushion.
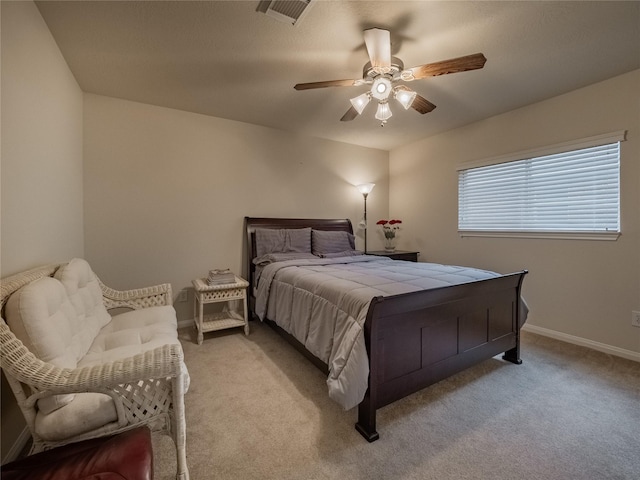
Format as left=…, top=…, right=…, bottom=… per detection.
left=79, top=305, right=179, bottom=366
left=34, top=392, right=118, bottom=441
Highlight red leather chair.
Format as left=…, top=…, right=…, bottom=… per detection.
left=1, top=426, right=153, bottom=480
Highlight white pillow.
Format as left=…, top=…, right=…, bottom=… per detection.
left=5, top=277, right=77, bottom=413
left=54, top=258, right=111, bottom=359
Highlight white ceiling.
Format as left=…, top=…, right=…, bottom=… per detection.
left=35, top=1, right=640, bottom=151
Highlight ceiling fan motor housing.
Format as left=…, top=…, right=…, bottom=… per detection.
left=362, top=57, right=405, bottom=82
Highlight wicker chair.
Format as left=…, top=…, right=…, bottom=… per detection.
left=0, top=263, right=190, bottom=480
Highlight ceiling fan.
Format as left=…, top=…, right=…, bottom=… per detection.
left=294, top=28, right=486, bottom=126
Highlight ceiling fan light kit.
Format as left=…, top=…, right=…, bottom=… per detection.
left=294, top=27, right=487, bottom=127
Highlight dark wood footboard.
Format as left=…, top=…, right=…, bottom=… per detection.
left=355, top=270, right=527, bottom=442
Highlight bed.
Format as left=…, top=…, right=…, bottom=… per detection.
left=244, top=217, right=528, bottom=441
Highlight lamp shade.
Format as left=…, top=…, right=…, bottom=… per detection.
left=375, top=102, right=392, bottom=121
left=357, top=183, right=375, bottom=195
left=395, top=87, right=417, bottom=110
left=350, top=93, right=371, bottom=115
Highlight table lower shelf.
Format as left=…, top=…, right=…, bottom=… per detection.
left=196, top=311, right=249, bottom=343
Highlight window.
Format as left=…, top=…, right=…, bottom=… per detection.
left=458, top=131, right=625, bottom=240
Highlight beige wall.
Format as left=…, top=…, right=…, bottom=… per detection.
left=391, top=70, right=640, bottom=356
left=1, top=1, right=84, bottom=461
left=83, top=94, right=389, bottom=321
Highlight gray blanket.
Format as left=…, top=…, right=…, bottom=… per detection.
left=255, top=256, right=500, bottom=410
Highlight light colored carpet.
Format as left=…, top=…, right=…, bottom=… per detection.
left=153, top=321, right=640, bottom=479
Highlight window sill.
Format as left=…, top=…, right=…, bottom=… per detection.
left=458, top=230, right=621, bottom=241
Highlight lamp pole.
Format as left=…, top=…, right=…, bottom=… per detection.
left=363, top=192, right=369, bottom=253
left=356, top=183, right=375, bottom=254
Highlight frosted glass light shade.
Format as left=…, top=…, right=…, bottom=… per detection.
left=350, top=93, right=371, bottom=115
left=357, top=183, right=375, bottom=195
left=375, top=102, right=392, bottom=121
left=395, top=88, right=417, bottom=109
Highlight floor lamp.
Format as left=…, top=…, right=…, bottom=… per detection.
left=357, top=183, right=375, bottom=253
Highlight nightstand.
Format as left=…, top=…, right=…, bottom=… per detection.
left=192, top=276, right=249, bottom=345
left=366, top=250, right=420, bottom=262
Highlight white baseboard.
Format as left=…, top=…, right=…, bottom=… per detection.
left=2, top=426, right=30, bottom=464
left=522, top=324, right=640, bottom=362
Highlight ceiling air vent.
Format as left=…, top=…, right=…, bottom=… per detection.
left=257, top=0, right=313, bottom=26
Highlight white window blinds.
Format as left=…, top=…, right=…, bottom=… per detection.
left=458, top=133, right=623, bottom=238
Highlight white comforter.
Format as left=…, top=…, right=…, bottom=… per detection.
left=255, top=256, right=500, bottom=410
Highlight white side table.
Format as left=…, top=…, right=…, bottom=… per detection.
left=192, top=276, right=249, bottom=345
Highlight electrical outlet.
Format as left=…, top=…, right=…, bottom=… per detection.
left=178, top=289, right=188, bottom=302
left=632, top=311, right=640, bottom=328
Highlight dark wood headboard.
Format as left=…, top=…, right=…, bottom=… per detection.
left=244, top=217, right=353, bottom=303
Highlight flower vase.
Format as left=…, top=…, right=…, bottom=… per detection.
left=384, top=236, right=396, bottom=252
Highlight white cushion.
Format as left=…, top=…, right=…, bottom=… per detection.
left=79, top=305, right=179, bottom=366
left=54, top=258, right=111, bottom=358
left=5, top=277, right=78, bottom=413
left=34, top=392, right=118, bottom=441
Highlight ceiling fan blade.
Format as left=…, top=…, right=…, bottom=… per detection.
left=404, top=53, right=487, bottom=81
left=411, top=94, right=437, bottom=114
left=364, top=28, right=391, bottom=73
left=340, top=106, right=359, bottom=122
left=294, top=79, right=360, bottom=90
